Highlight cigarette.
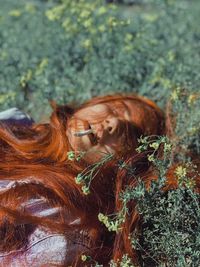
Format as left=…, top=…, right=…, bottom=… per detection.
left=74, top=129, right=94, bottom=137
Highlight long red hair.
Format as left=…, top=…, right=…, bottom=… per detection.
left=1, top=94, right=193, bottom=266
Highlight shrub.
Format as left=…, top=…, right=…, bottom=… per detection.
left=98, top=135, right=200, bottom=266
left=0, top=1, right=200, bottom=265
left=124, top=139, right=200, bottom=267
left=0, top=0, right=200, bottom=121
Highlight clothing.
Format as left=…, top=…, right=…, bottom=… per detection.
left=0, top=196, right=66, bottom=266
left=0, top=109, right=71, bottom=266
left=0, top=108, right=34, bottom=127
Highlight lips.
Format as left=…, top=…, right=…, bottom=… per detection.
left=72, top=119, right=122, bottom=153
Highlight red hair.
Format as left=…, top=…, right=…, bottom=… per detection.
left=1, top=93, right=191, bottom=266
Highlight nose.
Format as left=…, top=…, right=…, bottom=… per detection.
left=93, top=117, right=119, bottom=139
left=103, top=117, right=118, bottom=134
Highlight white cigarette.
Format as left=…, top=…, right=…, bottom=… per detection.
left=74, top=129, right=94, bottom=137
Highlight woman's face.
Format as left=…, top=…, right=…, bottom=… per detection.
left=66, top=96, right=163, bottom=163
left=66, top=104, right=129, bottom=162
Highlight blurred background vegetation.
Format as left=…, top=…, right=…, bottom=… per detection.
left=0, top=1, right=200, bottom=266
left=0, top=0, right=199, bottom=120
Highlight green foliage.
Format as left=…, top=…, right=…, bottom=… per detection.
left=133, top=172, right=200, bottom=267
left=170, top=88, right=200, bottom=155
left=74, top=153, right=113, bottom=195
left=0, top=0, right=200, bottom=121
left=81, top=253, right=135, bottom=267
left=98, top=136, right=200, bottom=266
left=109, top=254, right=136, bottom=267
left=0, top=0, right=200, bottom=266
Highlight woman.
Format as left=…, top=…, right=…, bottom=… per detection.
left=0, top=94, right=164, bottom=266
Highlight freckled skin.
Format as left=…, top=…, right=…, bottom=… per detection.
left=66, top=104, right=123, bottom=160
left=66, top=99, right=163, bottom=163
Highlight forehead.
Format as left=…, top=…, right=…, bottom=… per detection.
left=73, top=104, right=112, bottom=121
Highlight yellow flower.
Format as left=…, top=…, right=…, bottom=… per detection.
left=75, top=173, right=83, bottom=184
left=149, top=142, right=159, bottom=150
left=164, top=143, right=172, bottom=153
left=35, top=58, right=48, bottom=76
left=82, top=39, right=92, bottom=49
left=83, top=18, right=93, bottom=28
left=168, top=51, right=175, bottom=62
left=81, top=255, right=87, bottom=262
left=9, top=9, right=22, bottom=17
left=99, top=25, right=106, bottom=32
left=185, top=179, right=196, bottom=189
left=0, top=92, right=16, bottom=104
left=82, top=185, right=90, bottom=195
left=108, top=17, right=118, bottom=27
left=25, top=3, right=36, bottom=13
left=147, top=154, right=155, bottom=162
left=124, top=45, right=133, bottom=52
left=98, top=6, right=107, bottom=15
left=175, top=166, right=187, bottom=178
left=98, top=213, right=104, bottom=221
left=45, top=10, right=56, bottom=21
left=110, top=4, right=117, bottom=10
left=45, top=5, right=65, bottom=21
left=20, top=70, right=32, bottom=88
left=80, top=10, right=91, bottom=18
left=62, top=18, right=71, bottom=30
left=0, top=51, right=8, bottom=60
left=188, top=127, right=197, bottom=135
left=188, top=93, right=199, bottom=105
left=67, top=151, right=75, bottom=161
left=171, top=90, right=178, bottom=101
left=143, top=14, right=158, bottom=22
left=125, top=33, right=133, bottom=42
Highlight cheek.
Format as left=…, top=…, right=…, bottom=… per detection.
left=78, top=136, right=92, bottom=150
left=66, top=119, right=92, bottom=151
left=67, top=129, right=92, bottom=151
